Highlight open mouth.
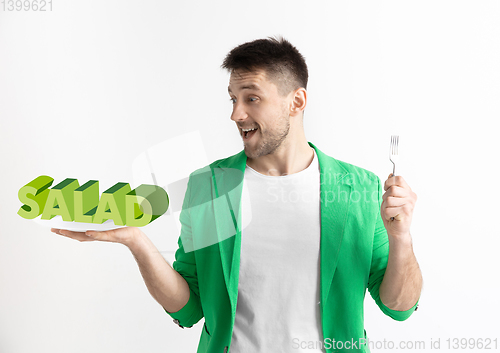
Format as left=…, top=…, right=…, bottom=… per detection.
left=243, top=127, right=258, bottom=140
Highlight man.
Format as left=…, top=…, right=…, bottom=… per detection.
left=52, top=37, right=422, bottom=353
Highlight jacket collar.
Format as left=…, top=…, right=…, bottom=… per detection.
left=211, top=141, right=352, bottom=316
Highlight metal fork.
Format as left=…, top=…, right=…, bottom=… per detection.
left=390, top=135, right=399, bottom=177
left=389, top=135, right=399, bottom=221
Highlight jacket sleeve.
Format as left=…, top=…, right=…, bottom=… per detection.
left=367, top=175, right=419, bottom=321
left=164, top=174, right=204, bottom=328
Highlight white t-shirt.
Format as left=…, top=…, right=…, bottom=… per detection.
left=230, top=148, right=325, bottom=352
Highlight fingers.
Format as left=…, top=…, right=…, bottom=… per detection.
left=381, top=198, right=414, bottom=219
left=85, top=229, right=115, bottom=242
left=383, top=209, right=403, bottom=222
left=86, top=227, right=137, bottom=245
left=382, top=185, right=407, bottom=200
left=382, top=204, right=410, bottom=221
left=382, top=196, right=408, bottom=208
left=384, top=175, right=410, bottom=191
left=51, top=227, right=139, bottom=245
left=51, top=228, right=95, bottom=242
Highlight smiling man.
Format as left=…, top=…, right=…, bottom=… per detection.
left=226, top=41, right=310, bottom=177
left=52, top=36, right=422, bottom=353
left=164, top=37, right=422, bottom=352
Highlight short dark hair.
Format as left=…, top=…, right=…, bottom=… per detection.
left=221, top=36, right=308, bottom=96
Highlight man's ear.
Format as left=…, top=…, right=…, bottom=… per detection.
left=290, top=88, right=307, bottom=116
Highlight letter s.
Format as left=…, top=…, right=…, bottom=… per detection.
left=18, top=175, right=54, bottom=219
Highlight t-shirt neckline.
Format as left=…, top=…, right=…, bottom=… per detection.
left=245, top=148, right=317, bottom=178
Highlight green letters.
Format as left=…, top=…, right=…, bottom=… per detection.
left=17, top=175, right=54, bottom=219
left=18, top=176, right=169, bottom=227
left=74, top=180, right=99, bottom=223
left=125, top=185, right=169, bottom=227
left=41, top=178, right=80, bottom=222
left=93, top=182, right=131, bottom=226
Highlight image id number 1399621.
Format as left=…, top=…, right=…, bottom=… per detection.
left=446, top=337, right=497, bottom=350
left=2, top=0, right=52, bottom=11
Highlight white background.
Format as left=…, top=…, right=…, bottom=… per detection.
left=1, top=1, right=499, bottom=352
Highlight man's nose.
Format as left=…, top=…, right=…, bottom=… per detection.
left=230, top=101, right=247, bottom=122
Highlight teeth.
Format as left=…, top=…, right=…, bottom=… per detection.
left=242, top=128, right=257, bottom=132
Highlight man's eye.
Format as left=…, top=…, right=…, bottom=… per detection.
left=229, top=97, right=257, bottom=104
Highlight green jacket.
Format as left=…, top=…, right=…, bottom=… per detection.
left=165, top=141, right=419, bottom=353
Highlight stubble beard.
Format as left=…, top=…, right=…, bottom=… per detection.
left=244, top=112, right=290, bottom=160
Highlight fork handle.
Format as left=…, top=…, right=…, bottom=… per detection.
left=391, top=166, right=397, bottom=221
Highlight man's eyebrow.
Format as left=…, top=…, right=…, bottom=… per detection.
left=228, top=84, right=261, bottom=94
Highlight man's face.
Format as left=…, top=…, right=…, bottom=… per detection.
left=228, top=69, right=292, bottom=160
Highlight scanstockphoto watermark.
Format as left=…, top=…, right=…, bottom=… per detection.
left=291, top=337, right=369, bottom=350
left=291, top=337, right=499, bottom=350
left=291, top=337, right=426, bottom=351
left=262, top=170, right=381, bottom=205
left=262, top=170, right=380, bottom=187
left=265, top=186, right=380, bottom=205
